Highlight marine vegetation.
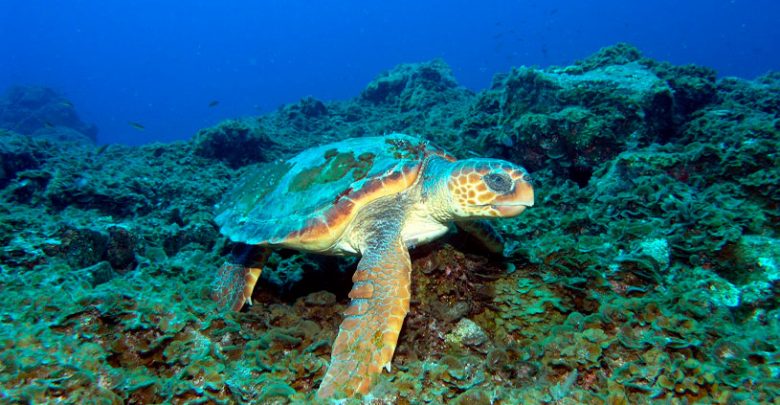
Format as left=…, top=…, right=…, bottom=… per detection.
left=0, top=44, right=778, bottom=403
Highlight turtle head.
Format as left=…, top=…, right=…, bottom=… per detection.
left=444, top=158, right=534, bottom=219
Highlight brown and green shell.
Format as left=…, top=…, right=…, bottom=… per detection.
left=215, top=134, right=454, bottom=251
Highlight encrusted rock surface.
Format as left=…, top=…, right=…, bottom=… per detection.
left=0, top=44, right=778, bottom=403
left=0, top=85, right=98, bottom=142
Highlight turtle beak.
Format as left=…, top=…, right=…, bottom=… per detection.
left=493, top=178, right=534, bottom=217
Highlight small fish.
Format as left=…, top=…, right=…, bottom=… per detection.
left=59, top=100, right=74, bottom=108
left=43, top=121, right=55, bottom=128
left=95, top=144, right=109, bottom=155
left=128, top=121, right=145, bottom=131
left=208, top=100, right=220, bottom=107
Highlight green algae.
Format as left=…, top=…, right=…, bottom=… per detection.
left=288, top=149, right=375, bottom=193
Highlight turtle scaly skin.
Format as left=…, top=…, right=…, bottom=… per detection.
left=212, top=134, right=534, bottom=398
left=317, top=199, right=412, bottom=397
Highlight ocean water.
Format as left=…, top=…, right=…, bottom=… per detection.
left=1, top=1, right=779, bottom=403
left=1, top=0, right=778, bottom=145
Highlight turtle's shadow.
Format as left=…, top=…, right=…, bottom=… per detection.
left=258, top=249, right=354, bottom=303
left=245, top=229, right=505, bottom=306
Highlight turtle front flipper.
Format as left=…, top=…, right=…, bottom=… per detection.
left=212, top=244, right=269, bottom=312
left=317, top=231, right=411, bottom=398
left=456, top=219, right=506, bottom=255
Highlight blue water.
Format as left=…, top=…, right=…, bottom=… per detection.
left=1, top=0, right=778, bottom=145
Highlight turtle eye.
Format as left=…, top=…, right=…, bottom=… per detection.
left=483, top=173, right=513, bottom=193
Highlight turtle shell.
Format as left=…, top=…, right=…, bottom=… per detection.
left=215, top=134, right=454, bottom=252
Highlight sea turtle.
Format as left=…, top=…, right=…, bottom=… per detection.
left=212, top=133, right=534, bottom=398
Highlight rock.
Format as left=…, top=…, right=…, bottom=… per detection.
left=81, top=261, right=118, bottom=287
left=276, top=96, right=334, bottom=134
left=0, top=130, right=47, bottom=188
left=0, top=85, right=97, bottom=142
left=106, top=225, right=139, bottom=273
left=704, top=275, right=741, bottom=308
left=652, top=63, right=717, bottom=118
left=9, top=169, right=51, bottom=203
left=304, top=291, right=337, bottom=306
left=32, top=125, right=94, bottom=144
left=430, top=300, right=470, bottom=323
left=637, top=238, right=670, bottom=271
left=464, top=54, right=675, bottom=184
left=445, top=318, right=489, bottom=348
left=45, top=167, right=148, bottom=217
left=191, top=119, right=282, bottom=168
left=574, top=42, right=644, bottom=71
left=717, top=72, right=780, bottom=114
left=360, top=59, right=461, bottom=111
left=162, top=222, right=218, bottom=257
left=52, top=225, right=109, bottom=269
left=288, top=96, right=328, bottom=119
left=735, top=236, right=779, bottom=282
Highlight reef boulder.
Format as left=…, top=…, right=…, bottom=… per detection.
left=360, top=59, right=463, bottom=111
left=463, top=45, right=677, bottom=185
left=0, top=85, right=97, bottom=143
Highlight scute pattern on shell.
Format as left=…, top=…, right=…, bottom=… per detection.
left=215, top=134, right=451, bottom=250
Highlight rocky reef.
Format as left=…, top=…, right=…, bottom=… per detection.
left=0, top=85, right=98, bottom=144
left=0, top=44, right=778, bottom=403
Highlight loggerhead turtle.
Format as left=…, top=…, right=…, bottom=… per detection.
left=212, top=133, right=534, bottom=398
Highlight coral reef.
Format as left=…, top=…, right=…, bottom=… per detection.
left=0, top=85, right=98, bottom=143
left=0, top=44, right=778, bottom=403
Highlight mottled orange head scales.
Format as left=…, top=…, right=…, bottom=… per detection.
left=446, top=158, right=534, bottom=218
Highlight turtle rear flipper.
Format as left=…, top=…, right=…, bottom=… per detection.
left=317, top=224, right=411, bottom=398
left=212, top=245, right=269, bottom=312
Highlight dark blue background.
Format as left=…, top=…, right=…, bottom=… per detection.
left=2, top=0, right=778, bottom=145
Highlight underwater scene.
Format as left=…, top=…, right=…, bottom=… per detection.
left=1, top=1, right=779, bottom=404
